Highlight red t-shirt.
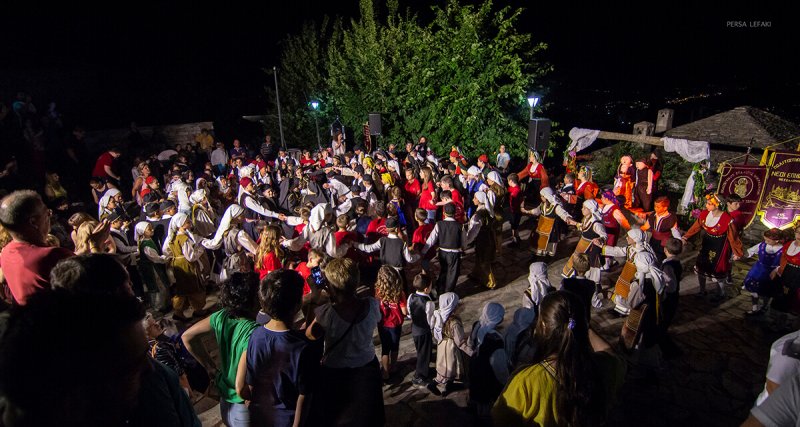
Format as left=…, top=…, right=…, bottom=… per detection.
left=450, top=189, right=463, bottom=207
left=366, top=218, right=388, bottom=243
left=412, top=222, right=436, bottom=260
left=0, top=241, right=73, bottom=305
left=256, top=251, right=283, bottom=280
left=508, top=185, right=522, bottom=213
left=419, top=181, right=437, bottom=210
left=404, top=179, right=421, bottom=205
left=300, top=158, right=315, bottom=167
left=92, top=152, right=115, bottom=178
left=378, top=295, right=407, bottom=328
left=293, top=262, right=312, bottom=295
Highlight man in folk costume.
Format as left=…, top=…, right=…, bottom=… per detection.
left=422, top=203, right=465, bottom=294
left=516, top=150, right=549, bottom=209
left=190, top=189, right=217, bottom=239
left=237, top=176, right=286, bottom=240
left=167, top=171, right=193, bottom=216
left=466, top=191, right=497, bottom=289
left=201, top=204, right=258, bottom=282
left=640, top=196, right=682, bottom=262
left=563, top=199, right=607, bottom=284
left=162, top=213, right=207, bottom=321
left=523, top=187, right=575, bottom=257
left=599, top=190, right=631, bottom=270
left=596, top=229, right=659, bottom=315
left=681, top=194, right=743, bottom=301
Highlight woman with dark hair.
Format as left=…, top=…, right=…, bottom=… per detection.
left=182, top=272, right=260, bottom=427
left=493, top=291, right=625, bottom=427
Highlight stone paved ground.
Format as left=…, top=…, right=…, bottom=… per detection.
left=196, top=220, right=788, bottom=426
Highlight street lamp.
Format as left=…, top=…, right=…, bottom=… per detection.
left=310, top=100, right=321, bottom=151
left=527, top=94, right=540, bottom=120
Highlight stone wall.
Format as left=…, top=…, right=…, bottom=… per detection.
left=85, top=121, right=215, bottom=152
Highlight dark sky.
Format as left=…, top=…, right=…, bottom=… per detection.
left=2, top=1, right=795, bottom=131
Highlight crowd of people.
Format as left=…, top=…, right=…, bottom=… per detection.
left=1, top=94, right=800, bottom=426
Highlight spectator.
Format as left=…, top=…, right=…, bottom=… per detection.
left=50, top=253, right=133, bottom=297
left=230, top=139, right=247, bottom=160
left=211, top=141, right=229, bottom=175
left=493, top=291, right=625, bottom=427
left=182, top=272, right=260, bottom=427
left=305, top=257, right=384, bottom=427
left=255, top=225, right=284, bottom=280
left=236, top=269, right=320, bottom=427
left=92, top=147, right=122, bottom=183
left=0, top=191, right=76, bottom=304
left=496, top=144, right=511, bottom=173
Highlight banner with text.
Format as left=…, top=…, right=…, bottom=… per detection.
left=758, top=150, right=800, bottom=230
left=718, top=163, right=767, bottom=229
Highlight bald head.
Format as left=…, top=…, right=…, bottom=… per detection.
left=0, top=191, right=44, bottom=232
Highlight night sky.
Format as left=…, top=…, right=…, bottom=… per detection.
left=2, top=1, right=796, bottom=132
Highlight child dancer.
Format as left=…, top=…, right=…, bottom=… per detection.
left=432, top=292, right=473, bottom=395
left=743, top=228, right=785, bottom=315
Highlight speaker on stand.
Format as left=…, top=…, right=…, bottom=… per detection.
left=527, top=118, right=551, bottom=154
left=368, top=113, right=382, bottom=150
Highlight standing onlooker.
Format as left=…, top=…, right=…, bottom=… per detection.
left=492, top=291, right=625, bottom=427
left=331, top=130, right=345, bottom=156
left=211, top=141, right=229, bottom=175
left=183, top=272, right=260, bottom=427
left=0, top=191, right=76, bottom=305
left=305, top=258, right=384, bottom=427
left=496, top=144, right=511, bottom=173
left=92, top=147, right=122, bottom=184
left=236, top=269, right=320, bottom=427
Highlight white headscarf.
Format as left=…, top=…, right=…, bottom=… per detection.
left=487, top=171, right=504, bottom=189
left=582, top=199, right=603, bottom=222
left=134, top=221, right=150, bottom=242
left=162, top=213, right=189, bottom=253
left=309, top=203, right=331, bottom=233
left=470, top=302, right=505, bottom=348
left=627, top=228, right=655, bottom=256
left=540, top=187, right=559, bottom=205
left=526, top=262, right=552, bottom=308
left=433, top=292, right=460, bottom=343
left=474, top=191, right=488, bottom=207
left=504, top=307, right=536, bottom=365
left=98, top=188, right=121, bottom=218
left=201, top=204, right=245, bottom=250
left=189, top=189, right=207, bottom=205
left=467, top=166, right=481, bottom=177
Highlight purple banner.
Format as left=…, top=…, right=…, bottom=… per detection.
left=758, top=151, right=800, bottom=230
left=718, top=163, right=767, bottom=229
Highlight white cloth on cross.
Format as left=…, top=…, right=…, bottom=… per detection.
left=567, top=128, right=601, bottom=152
left=662, top=137, right=710, bottom=163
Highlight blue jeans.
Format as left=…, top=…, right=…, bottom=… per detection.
left=220, top=400, right=249, bottom=427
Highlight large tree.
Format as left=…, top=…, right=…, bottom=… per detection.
left=269, top=0, right=551, bottom=158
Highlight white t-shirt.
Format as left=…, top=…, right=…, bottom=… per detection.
left=752, top=371, right=800, bottom=427
left=756, top=330, right=800, bottom=406
left=315, top=298, right=380, bottom=369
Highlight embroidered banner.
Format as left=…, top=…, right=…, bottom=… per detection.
left=758, top=150, right=800, bottom=229
left=718, top=163, right=767, bottom=229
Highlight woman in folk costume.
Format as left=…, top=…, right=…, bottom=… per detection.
left=576, top=165, right=599, bottom=201
left=134, top=221, right=171, bottom=312
left=432, top=292, right=473, bottom=393
left=597, top=229, right=659, bottom=315
left=681, top=194, right=743, bottom=300
left=599, top=190, right=631, bottom=270
left=282, top=203, right=347, bottom=259
left=524, top=187, right=575, bottom=257
left=201, top=204, right=258, bottom=282
left=504, top=307, right=536, bottom=370
left=468, top=302, right=508, bottom=418
left=163, top=213, right=207, bottom=321
left=516, top=151, right=549, bottom=209
left=563, top=199, right=607, bottom=284
left=620, top=238, right=666, bottom=353
left=190, top=189, right=217, bottom=239
left=465, top=191, right=497, bottom=289
left=486, top=171, right=507, bottom=255
left=522, top=262, right=554, bottom=310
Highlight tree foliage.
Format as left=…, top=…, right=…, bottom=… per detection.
left=266, top=0, right=551, bottom=158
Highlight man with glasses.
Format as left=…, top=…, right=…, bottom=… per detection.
left=0, top=190, right=108, bottom=305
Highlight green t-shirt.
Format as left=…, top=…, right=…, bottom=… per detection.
left=209, top=309, right=259, bottom=403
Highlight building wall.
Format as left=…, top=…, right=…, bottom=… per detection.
left=85, top=121, right=215, bottom=153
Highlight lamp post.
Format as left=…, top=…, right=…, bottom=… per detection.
left=527, top=94, right=540, bottom=120
left=310, top=100, right=322, bottom=151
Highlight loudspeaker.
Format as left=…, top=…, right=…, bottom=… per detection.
left=527, top=118, right=551, bottom=152
left=369, top=113, right=382, bottom=135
